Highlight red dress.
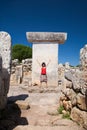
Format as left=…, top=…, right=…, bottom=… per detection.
left=40, top=67, right=47, bottom=82
left=41, top=67, right=46, bottom=75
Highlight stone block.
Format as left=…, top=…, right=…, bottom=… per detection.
left=26, top=32, right=67, bottom=43
left=0, top=31, right=11, bottom=109
left=15, top=65, right=23, bottom=84
left=77, top=93, right=87, bottom=111
left=26, top=32, right=67, bottom=87
left=71, top=107, right=87, bottom=129
left=15, top=100, right=30, bottom=110
left=32, top=43, right=58, bottom=87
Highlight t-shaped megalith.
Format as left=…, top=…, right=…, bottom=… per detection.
left=26, top=32, right=67, bottom=87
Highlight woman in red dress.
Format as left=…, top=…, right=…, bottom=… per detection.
left=37, top=59, right=50, bottom=87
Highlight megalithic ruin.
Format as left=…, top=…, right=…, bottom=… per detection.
left=26, top=32, right=67, bottom=87
left=0, top=31, right=11, bottom=109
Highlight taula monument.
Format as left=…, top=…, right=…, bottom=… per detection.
left=26, top=32, right=67, bottom=87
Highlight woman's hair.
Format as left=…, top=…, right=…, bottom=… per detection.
left=42, top=62, right=46, bottom=67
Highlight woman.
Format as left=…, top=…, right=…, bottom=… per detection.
left=37, top=59, right=51, bottom=87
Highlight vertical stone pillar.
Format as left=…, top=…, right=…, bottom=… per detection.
left=26, top=32, right=67, bottom=87
left=0, top=31, right=11, bottom=109
left=80, top=45, right=87, bottom=94
left=15, top=65, right=23, bottom=84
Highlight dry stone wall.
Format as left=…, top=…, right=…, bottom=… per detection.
left=10, top=59, right=32, bottom=86
left=59, top=45, right=87, bottom=130
left=0, top=31, right=11, bottom=110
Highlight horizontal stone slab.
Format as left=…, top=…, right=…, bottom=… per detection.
left=26, top=32, right=67, bottom=43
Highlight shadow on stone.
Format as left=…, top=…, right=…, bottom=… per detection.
left=0, top=101, right=28, bottom=130
left=8, top=94, right=29, bottom=103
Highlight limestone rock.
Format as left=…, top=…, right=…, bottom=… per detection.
left=15, top=100, right=30, bottom=110
left=0, top=31, right=11, bottom=74
left=71, top=107, right=87, bottom=129
left=26, top=32, right=67, bottom=43
left=76, top=93, right=87, bottom=111
left=80, top=44, right=87, bottom=67
left=0, top=31, right=11, bottom=109
left=71, top=96, right=77, bottom=107
left=10, top=58, right=32, bottom=85
left=65, top=79, right=73, bottom=89
left=26, top=32, right=67, bottom=87
left=12, top=59, right=19, bottom=66
left=65, top=70, right=82, bottom=92
left=58, top=64, right=65, bottom=79
left=62, top=88, right=76, bottom=101
left=22, top=58, right=32, bottom=64
left=15, top=65, right=23, bottom=84
left=63, top=100, right=72, bottom=111
left=80, top=44, right=87, bottom=95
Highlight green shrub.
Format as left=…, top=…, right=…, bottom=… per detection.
left=62, top=112, right=71, bottom=120
left=57, top=105, right=64, bottom=114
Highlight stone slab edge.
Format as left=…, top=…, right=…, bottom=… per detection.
left=26, top=32, right=67, bottom=43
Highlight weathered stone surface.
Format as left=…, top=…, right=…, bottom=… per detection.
left=26, top=32, right=67, bottom=43
left=79, top=44, right=87, bottom=96
left=80, top=71, right=87, bottom=95
left=26, top=32, right=67, bottom=87
left=10, top=59, right=32, bottom=85
left=31, top=43, right=59, bottom=87
left=22, top=58, right=32, bottom=64
left=62, top=88, right=76, bottom=101
left=12, top=59, right=19, bottom=66
left=65, top=69, right=87, bottom=95
left=80, top=44, right=87, bottom=67
left=63, top=100, right=72, bottom=111
left=65, top=70, right=82, bottom=92
left=65, top=79, right=73, bottom=89
left=76, top=93, right=87, bottom=111
left=58, top=44, right=87, bottom=130
left=71, top=107, right=87, bottom=129
left=71, top=96, right=77, bottom=107
left=0, top=31, right=11, bottom=109
left=15, top=100, right=30, bottom=110
left=15, top=65, right=23, bottom=84
left=58, top=64, right=65, bottom=79
left=0, top=31, right=11, bottom=73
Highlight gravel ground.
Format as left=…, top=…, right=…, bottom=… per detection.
left=7, top=85, right=85, bottom=130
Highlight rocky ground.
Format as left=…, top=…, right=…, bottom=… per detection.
left=0, top=85, right=83, bottom=130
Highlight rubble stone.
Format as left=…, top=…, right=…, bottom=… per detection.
left=71, top=107, right=87, bottom=129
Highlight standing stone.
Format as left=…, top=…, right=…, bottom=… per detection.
left=80, top=44, right=87, bottom=94
left=80, top=44, right=87, bottom=67
left=15, top=65, right=23, bottom=84
left=0, top=31, right=11, bottom=109
left=26, top=32, right=67, bottom=87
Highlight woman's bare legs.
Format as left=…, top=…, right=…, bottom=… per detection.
left=46, top=82, right=48, bottom=87
left=40, top=82, right=42, bottom=87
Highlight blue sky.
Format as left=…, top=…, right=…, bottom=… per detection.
left=0, top=0, right=87, bottom=66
